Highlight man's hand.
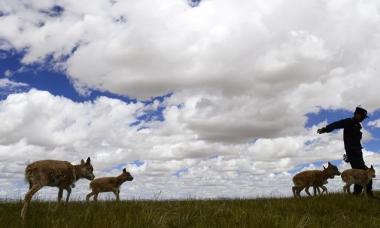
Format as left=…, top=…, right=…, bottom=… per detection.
left=317, top=128, right=326, bottom=134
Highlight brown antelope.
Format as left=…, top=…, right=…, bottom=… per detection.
left=21, top=157, right=95, bottom=220
left=341, top=165, right=376, bottom=196
left=292, top=162, right=341, bottom=197
left=86, top=168, right=133, bottom=201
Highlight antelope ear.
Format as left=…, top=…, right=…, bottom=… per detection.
left=81, top=159, right=85, bottom=165
left=123, top=168, right=127, bottom=173
left=328, top=162, right=332, bottom=166
left=371, top=165, right=374, bottom=169
left=86, top=157, right=91, bottom=164
left=323, top=166, right=326, bottom=170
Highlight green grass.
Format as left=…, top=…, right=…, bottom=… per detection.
left=1, top=193, right=380, bottom=228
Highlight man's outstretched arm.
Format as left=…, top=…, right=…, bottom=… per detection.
left=317, top=118, right=349, bottom=134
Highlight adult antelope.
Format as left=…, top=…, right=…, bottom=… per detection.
left=21, top=157, right=95, bottom=220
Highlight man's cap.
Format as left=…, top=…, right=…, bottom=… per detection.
left=354, top=106, right=368, bottom=118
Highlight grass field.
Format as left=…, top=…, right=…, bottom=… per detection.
left=1, top=193, right=380, bottom=228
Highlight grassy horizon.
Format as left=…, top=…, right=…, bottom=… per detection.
left=1, top=193, right=380, bottom=228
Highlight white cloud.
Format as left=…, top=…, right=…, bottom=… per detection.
left=0, top=78, right=27, bottom=88
left=3, top=69, right=12, bottom=77
left=1, top=0, right=380, bottom=143
left=1, top=1, right=380, bottom=199
left=368, top=119, right=380, bottom=128
left=0, top=78, right=29, bottom=98
left=0, top=90, right=379, bottom=200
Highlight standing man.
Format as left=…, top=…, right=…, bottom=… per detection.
left=317, top=107, right=374, bottom=197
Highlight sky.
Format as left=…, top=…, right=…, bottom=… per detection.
left=1, top=0, right=380, bottom=200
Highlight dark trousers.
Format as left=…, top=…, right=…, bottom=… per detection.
left=346, top=148, right=372, bottom=194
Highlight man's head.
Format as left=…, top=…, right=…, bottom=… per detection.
left=354, top=106, right=368, bottom=122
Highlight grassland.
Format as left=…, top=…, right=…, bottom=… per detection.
left=1, top=193, right=380, bottom=228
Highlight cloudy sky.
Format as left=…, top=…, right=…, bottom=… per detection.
left=1, top=0, right=380, bottom=200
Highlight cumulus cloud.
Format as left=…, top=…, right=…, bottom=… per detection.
left=1, top=0, right=380, bottom=143
left=0, top=90, right=379, bottom=199
left=1, top=0, right=380, bottom=199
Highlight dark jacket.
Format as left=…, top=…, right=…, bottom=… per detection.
left=323, top=118, right=363, bottom=151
